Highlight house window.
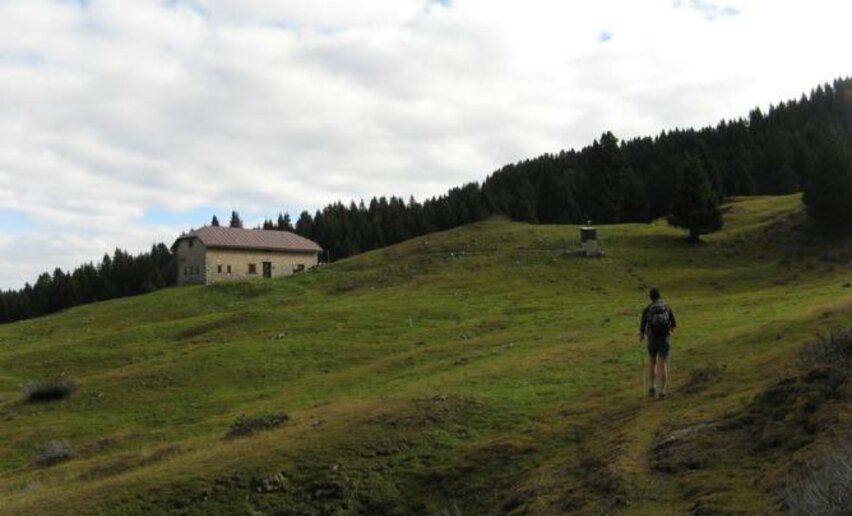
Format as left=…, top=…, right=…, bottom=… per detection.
left=227, top=265, right=232, bottom=273
left=188, top=239, right=194, bottom=248
left=217, top=265, right=222, bottom=273
left=183, top=266, right=189, bottom=275
left=248, top=263, right=257, bottom=274
left=294, top=264, right=305, bottom=272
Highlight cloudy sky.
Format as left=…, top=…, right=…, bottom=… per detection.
left=0, top=0, right=850, bottom=289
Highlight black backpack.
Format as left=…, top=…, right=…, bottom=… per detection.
left=648, top=302, right=671, bottom=336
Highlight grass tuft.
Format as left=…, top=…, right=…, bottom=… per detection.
left=32, top=440, right=75, bottom=467
left=226, top=412, right=289, bottom=438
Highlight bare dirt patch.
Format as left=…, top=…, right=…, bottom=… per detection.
left=650, top=332, right=851, bottom=513
left=681, top=366, right=723, bottom=395
left=652, top=365, right=847, bottom=474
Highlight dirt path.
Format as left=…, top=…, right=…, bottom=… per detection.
left=616, top=397, right=693, bottom=514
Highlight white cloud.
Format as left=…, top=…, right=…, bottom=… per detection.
left=1, top=0, right=851, bottom=289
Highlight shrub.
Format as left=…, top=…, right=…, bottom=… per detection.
left=786, top=440, right=852, bottom=515
left=226, top=413, right=289, bottom=438
left=33, top=440, right=75, bottom=467
left=798, top=328, right=852, bottom=368
left=21, top=379, right=76, bottom=403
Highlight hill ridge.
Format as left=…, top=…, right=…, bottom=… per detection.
left=0, top=194, right=850, bottom=515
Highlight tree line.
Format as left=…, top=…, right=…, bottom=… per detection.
left=2, top=78, right=850, bottom=324
left=292, top=77, right=851, bottom=256
left=0, top=246, right=175, bottom=324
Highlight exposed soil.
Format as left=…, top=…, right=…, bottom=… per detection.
left=652, top=365, right=847, bottom=474
left=681, top=366, right=724, bottom=395
left=722, top=367, right=846, bottom=454
left=649, top=346, right=850, bottom=514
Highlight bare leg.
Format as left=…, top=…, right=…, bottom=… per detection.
left=646, top=357, right=657, bottom=394
left=656, top=357, right=669, bottom=395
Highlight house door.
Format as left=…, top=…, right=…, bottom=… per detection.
left=262, top=262, right=272, bottom=278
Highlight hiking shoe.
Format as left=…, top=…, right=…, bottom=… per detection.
left=647, top=388, right=656, bottom=398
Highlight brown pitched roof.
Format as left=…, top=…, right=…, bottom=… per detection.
left=174, top=226, right=322, bottom=253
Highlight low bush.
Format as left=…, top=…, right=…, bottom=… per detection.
left=798, top=328, right=852, bottom=368
left=226, top=413, right=289, bottom=438
left=33, top=440, right=75, bottom=467
left=21, top=379, right=76, bottom=403
left=786, top=440, right=852, bottom=515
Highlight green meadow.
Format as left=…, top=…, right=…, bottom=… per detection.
left=0, top=194, right=849, bottom=515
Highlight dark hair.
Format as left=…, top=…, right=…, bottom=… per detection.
left=649, top=288, right=661, bottom=301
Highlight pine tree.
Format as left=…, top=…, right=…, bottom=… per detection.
left=586, top=131, right=626, bottom=223
left=723, top=153, right=754, bottom=196
left=211, top=215, right=220, bottom=227
left=537, top=168, right=578, bottom=223
left=802, top=125, right=852, bottom=232
left=756, top=129, right=799, bottom=194
left=646, top=158, right=678, bottom=219
left=229, top=211, right=243, bottom=228
left=277, top=212, right=293, bottom=231
left=295, top=211, right=314, bottom=239
left=510, top=174, right=538, bottom=222
left=618, top=168, right=650, bottom=222
left=668, top=154, right=723, bottom=242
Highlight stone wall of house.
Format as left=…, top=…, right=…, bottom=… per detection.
left=204, top=248, right=318, bottom=284
left=176, top=238, right=207, bottom=285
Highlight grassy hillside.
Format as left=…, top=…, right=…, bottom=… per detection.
left=0, top=195, right=849, bottom=515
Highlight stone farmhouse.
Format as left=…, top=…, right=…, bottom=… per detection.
left=172, top=226, right=322, bottom=285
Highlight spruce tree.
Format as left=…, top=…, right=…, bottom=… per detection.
left=211, top=215, right=220, bottom=227
left=724, top=155, right=754, bottom=196
left=537, top=169, right=579, bottom=223
left=646, top=158, right=677, bottom=219
left=756, top=129, right=799, bottom=194
left=803, top=126, right=852, bottom=232
left=618, top=168, right=650, bottom=222
left=295, top=211, right=313, bottom=238
left=229, top=211, right=243, bottom=228
left=668, top=154, right=723, bottom=242
left=277, top=212, right=293, bottom=231
left=586, top=131, right=626, bottom=223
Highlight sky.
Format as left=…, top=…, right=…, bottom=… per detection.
left=0, top=0, right=850, bottom=290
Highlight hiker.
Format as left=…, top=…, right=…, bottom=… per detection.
left=639, top=288, right=677, bottom=399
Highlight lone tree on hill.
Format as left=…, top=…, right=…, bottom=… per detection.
left=211, top=215, right=220, bottom=227
left=229, top=211, right=243, bottom=228
left=668, top=154, right=723, bottom=242
left=802, top=126, right=852, bottom=233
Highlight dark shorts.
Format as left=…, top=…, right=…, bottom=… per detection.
left=648, top=336, right=670, bottom=359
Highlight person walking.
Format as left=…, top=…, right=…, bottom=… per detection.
left=639, top=288, right=677, bottom=399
